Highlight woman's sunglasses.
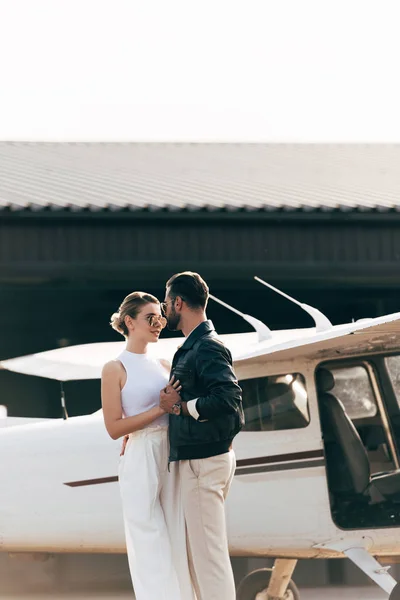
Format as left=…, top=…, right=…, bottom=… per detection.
left=146, top=315, right=167, bottom=329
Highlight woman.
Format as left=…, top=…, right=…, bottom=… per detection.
left=101, top=291, right=195, bottom=600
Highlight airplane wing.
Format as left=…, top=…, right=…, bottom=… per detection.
left=235, top=311, right=400, bottom=366
left=3, top=312, right=399, bottom=382
left=0, top=332, right=259, bottom=381
left=0, top=339, right=177, bottom=381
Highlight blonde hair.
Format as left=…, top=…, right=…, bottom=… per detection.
left=110, top=291, right=160, bottom=337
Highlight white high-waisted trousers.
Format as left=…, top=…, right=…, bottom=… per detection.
left=118, top=426, right=195, bottom=600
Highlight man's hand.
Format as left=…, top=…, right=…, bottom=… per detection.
left=160, top=375, right=182, bottom=414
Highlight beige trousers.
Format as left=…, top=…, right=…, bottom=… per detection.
left=180, top=449, right=236, bottom=600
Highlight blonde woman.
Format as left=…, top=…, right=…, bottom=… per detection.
left=101, top=292, right=195, bottom=600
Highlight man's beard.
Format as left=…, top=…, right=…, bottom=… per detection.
left=167, top=306, right=181, bottom=331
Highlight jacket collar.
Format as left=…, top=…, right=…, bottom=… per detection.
left=178, top=320, right=215, bottom=351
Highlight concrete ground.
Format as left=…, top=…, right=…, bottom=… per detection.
left=1, top=552, right=395, bottom=599
left=302, top=588, right=386, bottom=599
left=0, top=589, right=389, bottom=600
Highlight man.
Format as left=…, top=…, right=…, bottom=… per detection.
left=159, top=271, right=244, bottom=600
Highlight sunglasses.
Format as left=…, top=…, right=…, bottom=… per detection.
left=160, top=300, right=174, bottom=314
left=146, top=315, right=167, bottom=329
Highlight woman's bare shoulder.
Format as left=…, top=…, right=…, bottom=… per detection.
left=102, top=359, right=125, bottom=377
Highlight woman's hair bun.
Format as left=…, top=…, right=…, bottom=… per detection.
left=109, top=292, right=160, bottom=338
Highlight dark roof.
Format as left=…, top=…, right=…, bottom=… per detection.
left=1, top=142, right=400, bottom=213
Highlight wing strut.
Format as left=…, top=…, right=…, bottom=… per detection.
left=254, top=276, right=332, bottom=332
left=60, top=382, right=69, bottom=420
left=209, top=294, right=272, bottom=341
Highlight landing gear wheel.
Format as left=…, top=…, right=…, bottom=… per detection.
left=236, top=568, right=300, bottom=600
left=390, top=582, right=400, bottom=600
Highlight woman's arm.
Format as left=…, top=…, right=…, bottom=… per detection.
left=101, top=361, right=166, bottom=440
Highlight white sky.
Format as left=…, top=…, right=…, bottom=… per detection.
left=0, top=0, right=399, bottom=142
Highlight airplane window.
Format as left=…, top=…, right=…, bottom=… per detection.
left=329, top=365, right=377, bottom=419
left=385, top=355, right=400, bottom=408
left=239, top=373, right=309, bottom=431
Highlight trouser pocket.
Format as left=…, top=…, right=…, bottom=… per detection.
left=188, top=458, right=201, bottom=478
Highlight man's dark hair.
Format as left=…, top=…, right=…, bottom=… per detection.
left=166, top=271, right=209, bottom=310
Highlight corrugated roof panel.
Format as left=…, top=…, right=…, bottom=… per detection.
left=0, top=142, right=400, bottom=212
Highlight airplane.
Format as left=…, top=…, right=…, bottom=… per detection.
left=1, top=278, right=400, bottom=599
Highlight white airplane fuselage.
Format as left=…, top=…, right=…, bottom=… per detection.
left=1, top=352, right=400, bottom=562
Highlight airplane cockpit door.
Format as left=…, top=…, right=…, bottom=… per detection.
left=316, top=356, right=400, bottom=531
left=326, top=362, right=399, bottom=474
left=227, top=361, right=331, bottom=556
left=379, top=354, right=400, bottom=458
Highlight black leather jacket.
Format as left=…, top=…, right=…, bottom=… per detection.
left=169, top=320, right=244, bottom=461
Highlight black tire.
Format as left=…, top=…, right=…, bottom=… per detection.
left=236, top=568, right=300, bottom=600
left=390, top=582, right=400, bottom=600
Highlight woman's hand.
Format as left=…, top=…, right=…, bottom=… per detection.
left=120, top=435, right=129, bottom=456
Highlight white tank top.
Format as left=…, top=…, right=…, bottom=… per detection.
left=118, top=350, right=169, bottom=428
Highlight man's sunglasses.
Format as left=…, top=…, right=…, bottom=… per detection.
left=146, top=315, right=167, bottom=329
left=160, top=300, right=174, bottom=314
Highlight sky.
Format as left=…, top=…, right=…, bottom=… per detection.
left=0, top=0, right=399, bottom=142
